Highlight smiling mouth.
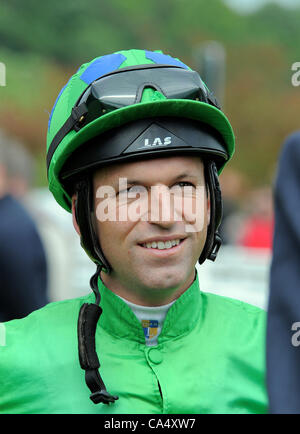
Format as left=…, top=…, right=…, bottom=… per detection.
left=138, top=238, right=186, bottom=252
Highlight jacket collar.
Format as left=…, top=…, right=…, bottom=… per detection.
left=96, top=270, right=202, bottom=344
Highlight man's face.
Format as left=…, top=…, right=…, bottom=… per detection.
left=91, top=155, right=210, bottom=305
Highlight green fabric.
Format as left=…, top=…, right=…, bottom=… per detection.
left=46, top=49, right=235, bottom=213
left=0, top=272, right=268, bottom=414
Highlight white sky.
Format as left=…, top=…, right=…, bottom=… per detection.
left=224, top=0, right=300, bottom=13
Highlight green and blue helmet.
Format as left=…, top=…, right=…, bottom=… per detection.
left=47, top=49, right=234, bottom=210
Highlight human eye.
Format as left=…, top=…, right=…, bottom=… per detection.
left=170, top=181, right=196, bottom=190
left=128, top=185, right=146, bottom=194
left=170, top=181, right=197, bottom=196
left=176, top=181, right=196, bottom=188
left=118, top=185, right=147, bottom=198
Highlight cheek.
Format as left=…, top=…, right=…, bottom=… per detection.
left=181, top=191, right=209, bottom=234
left=189, top=199, right=209, bottom=256
left=96, top=219, right=135, bottom=262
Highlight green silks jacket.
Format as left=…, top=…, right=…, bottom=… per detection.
left=0, top=272, right=268, bottom=414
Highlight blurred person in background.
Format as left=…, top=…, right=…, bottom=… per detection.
left=267, top=131, right=300, bottom=414
left=236, top=186, right=274, bottom=250
left=218, top=168, right=248, bottom=245
left=0, top=129, right=48, bottom=321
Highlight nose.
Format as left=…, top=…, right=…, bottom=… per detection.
left=147, top=184, right=179, bottom=228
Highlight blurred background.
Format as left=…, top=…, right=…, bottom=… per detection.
left=0, top=0, right=299, bottom=317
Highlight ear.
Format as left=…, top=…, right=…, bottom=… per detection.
left=71, top=194, right=81, bottom=236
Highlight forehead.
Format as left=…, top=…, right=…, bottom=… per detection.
left=93, top=155, right=204, bottom=185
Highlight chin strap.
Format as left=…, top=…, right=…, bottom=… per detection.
left=77, top=265, right=119, bottom=405
left=198, top=160, right=223, bottom=265
left=75, top=178, right=112, bottom=270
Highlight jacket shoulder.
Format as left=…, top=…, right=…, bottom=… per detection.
left=201, top=291, right=266, bottom=343
left=0, top=294, right=93, bottom=412
left=2, top=293, right=93, bottom=333
left=202, top=290, right=266, bottom=315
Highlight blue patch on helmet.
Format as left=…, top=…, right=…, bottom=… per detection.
left=80, top=53, right=127, bottom=85
left=145, top=51, right=188, bottom=69
left=48, top=54, right=127, bottom=130
left=48, top=81, right=68, bottom=130
left=48, top=72, right=78, bottom=131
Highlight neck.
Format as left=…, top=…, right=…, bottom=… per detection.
left=99, top=269, right=196, bottom=307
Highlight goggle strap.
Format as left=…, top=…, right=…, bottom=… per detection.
left=207, top=93, right=221, bottom=110
left=46, top=103, right=88, bottom=174
left=78, top=298, right=118, bottom=404
left=78, top=302, right=102, bottom=371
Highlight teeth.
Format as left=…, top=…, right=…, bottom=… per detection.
left=142, top=239, right=181, bottom=249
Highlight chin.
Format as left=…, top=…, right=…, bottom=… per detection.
left=137, top=267, right=190, bottom=291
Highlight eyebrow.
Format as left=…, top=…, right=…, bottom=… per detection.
left=125, top=173, right=199, bottom=185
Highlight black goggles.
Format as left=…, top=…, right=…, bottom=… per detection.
left=47, top=64, right=221, bottom=172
